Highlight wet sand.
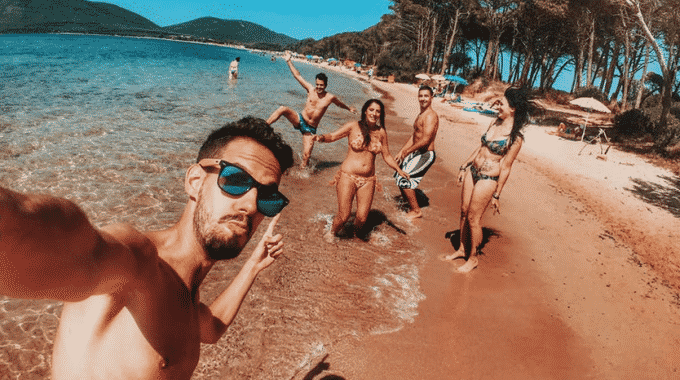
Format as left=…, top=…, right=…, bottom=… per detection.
left=300, top=80, right=680, bottom=379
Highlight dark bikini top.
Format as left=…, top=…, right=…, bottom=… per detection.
left=481, top=131, right=510, bottom=156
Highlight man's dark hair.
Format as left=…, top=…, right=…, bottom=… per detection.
left=235, top=57, right=240, bottom=62
left=316, top=73, right=328, bottom=86
left=418, top=85, right=434, bottom=96
left=197, top=117, right=294, bottom=172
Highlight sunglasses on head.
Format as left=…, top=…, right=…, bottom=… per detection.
left=198, top=159, right=289, bottom=217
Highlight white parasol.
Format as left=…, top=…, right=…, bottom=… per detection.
left=431, top=74, right=447, bottom=81
left=415, top=73, right=430, bottom=80
left=569, top=97, right=611, bottom=140
left=569, top=97, right=611, bottom=113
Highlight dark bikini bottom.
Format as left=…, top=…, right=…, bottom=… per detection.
left=470, top=164, right=499, bottom=184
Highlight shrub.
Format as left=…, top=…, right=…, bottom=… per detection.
left=573, top=85, right=608, bottom=103
left=613, top=109, right=653, bottom=140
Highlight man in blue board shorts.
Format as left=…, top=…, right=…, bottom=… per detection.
left=267, top=51, right=356, bottom=168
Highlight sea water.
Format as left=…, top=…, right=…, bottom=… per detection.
left=0, top=34, right=423, bottom=379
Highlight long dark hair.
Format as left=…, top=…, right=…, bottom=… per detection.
left=358, top=99, right=386, bottom=147
left=504, top=87, right=531, bottom=144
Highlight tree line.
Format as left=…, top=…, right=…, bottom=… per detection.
left=289, top=0, right=680, bottom=151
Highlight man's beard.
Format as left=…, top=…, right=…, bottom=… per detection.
left=193, top=197, right=251, bottom=261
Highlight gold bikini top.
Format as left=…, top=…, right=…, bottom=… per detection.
left=350, top=133, right=382, bottom=154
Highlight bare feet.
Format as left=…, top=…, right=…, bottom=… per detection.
left=405, top=210, right=422, bottom=219
left=444, top=249, right=466, bottom=261
left=323, top=231, right=337, bottom=244
left=457, top=256, right=478, bottom=273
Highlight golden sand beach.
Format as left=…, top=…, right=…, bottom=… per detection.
left=283, top=63, right=680, bottom=379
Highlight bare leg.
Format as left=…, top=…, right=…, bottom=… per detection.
left=457, top=179, right=495, bottom=273
left=300, top=133, right=315, bottom=169
left=325, top=172, right=356, bottom=242
left=266, top=106, right=298, bottom=125
left=353, top=178, right=376, bottom=237
left=267, top=108, right=314, bottom=168
left=445, top=171, right=474, bottom=261
left=400, top=188, right=422, bottom=219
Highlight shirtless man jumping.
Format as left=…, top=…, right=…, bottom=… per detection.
left=267, top=51, right=356, bottom=168
left=394, top=86, right=440, bottom=219
left=0, top=117, right=293, bottom=379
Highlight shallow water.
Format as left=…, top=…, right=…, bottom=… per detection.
left=0, top=34, right=424, bottom=379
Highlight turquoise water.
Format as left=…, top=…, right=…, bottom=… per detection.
left=0, top=33, right=371, bottom=227
left=0, top=34, right=425, bottom=379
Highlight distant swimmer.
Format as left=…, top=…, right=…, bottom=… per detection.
left=445, top=87, right=531, bottom=273
left=0, top=117, right=294, bottom=379
left=267, top=50, right=356, bottom=169
left=314, top=99, right=409, bottom=243
left=393, top=86, right=439, bottom=219
left=229, top=56, right=240, bottom=79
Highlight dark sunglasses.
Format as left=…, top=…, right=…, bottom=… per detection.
left=198, top=159, right=289, bottom=217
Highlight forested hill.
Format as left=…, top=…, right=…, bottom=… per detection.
left=164, top=18, right=297, bottom=47
left=0, top=0, right=161, bottom=34
left=0, top=0, right=298, bottom=48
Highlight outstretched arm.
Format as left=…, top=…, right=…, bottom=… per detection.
left=200, top=214, right=285, bottom=344
left=0, top=187, right=139, bottom=301
left=332, top=96, right=356, bottom=114
left=283, top=51, right=313, bottom=92
left=314, top=121, right=354, bottom=143
left=380, top=130, right=410, bottom=179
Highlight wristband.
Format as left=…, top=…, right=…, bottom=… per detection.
left=492, top=193, right=500, bottom=200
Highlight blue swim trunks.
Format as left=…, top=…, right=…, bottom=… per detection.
left=295, top=112, right=317, bottom=135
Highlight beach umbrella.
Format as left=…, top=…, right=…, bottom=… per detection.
left=443, top=75, right=467, bottom=97
left=306, top=55, right=313, bottom=60
left=569, top=97, right=611, bottom=141
left=354, top=62, right=362, bottom=67
left=444, top=75, right=468, bottom=85
left=569, top=97, right=610, bottom=114
left=415, top=73, right=430, bottom=80
left=431, top=74, right=447, bottom=81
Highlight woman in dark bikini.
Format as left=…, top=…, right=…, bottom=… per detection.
left=445, top=87, right=531, bottom=272
left=315, top=99, right=409, bottom=243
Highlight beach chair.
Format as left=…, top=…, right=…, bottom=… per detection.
left=578, top=126, right=611, bottom=156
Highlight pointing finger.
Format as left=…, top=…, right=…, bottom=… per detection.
left=265, top=213, right=281, bottom=237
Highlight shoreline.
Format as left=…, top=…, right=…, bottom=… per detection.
left=303, top=77, right=680, bottom=378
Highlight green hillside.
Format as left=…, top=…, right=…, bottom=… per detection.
left=163, top=17, right=297, bottom=47
left=0, top=1, right=298, bottom=47
left=0, top=0, right=161, bottom=34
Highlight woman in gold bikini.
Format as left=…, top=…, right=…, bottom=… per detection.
left=445, top=87, right=531, bottom=272
left=315, top=99, right=409, bottom=242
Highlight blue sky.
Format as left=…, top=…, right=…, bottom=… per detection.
left=102, top=0, right=393, bottom=40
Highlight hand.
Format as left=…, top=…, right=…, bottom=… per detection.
left=457, top=169, right=465, bottom=187
left=349, top=106, right=357, bottom=114
left=395, top=151, right=404, bottom=165
left=284, top=51, right=292, bottom=62
left=398, top=169, right=410, bottom=181
left=491, top=197, right=500, bottom=215
left=313, top=135, right=324, bottom=142
left=249, top=214, right=284, bottom=271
